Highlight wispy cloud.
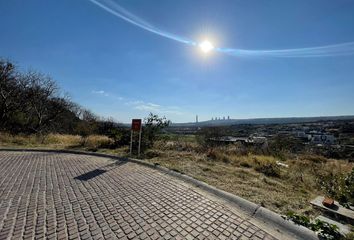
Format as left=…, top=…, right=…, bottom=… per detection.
left=134, top=102, right=161, bottom=111
left=91, top=90, right=109, bottom=96
left=125, top=100, right=144, bottom=105
left=91, top=90, right=184, bottom=116
left=127, top=100, right=183, bottom=115
left=91, top=90, right=123, bottom=100
left=92, top=90, right=105, bottom=94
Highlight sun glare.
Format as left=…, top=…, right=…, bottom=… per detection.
left=199, top=40, right=214, bottom=53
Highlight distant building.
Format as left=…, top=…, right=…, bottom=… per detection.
left=227, top=116, right=230, bottom=120
left=196, top=115, right=198, bottom=123
left=309, top=134, right=335, bottom=145
left=293, top=131, right=308, bottom=139
left=293, top=130, right=336, bottom=145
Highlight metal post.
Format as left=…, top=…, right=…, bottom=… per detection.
left=138, top=125, right=142, bottom=157
left=130, top=130, right=133, bottom=156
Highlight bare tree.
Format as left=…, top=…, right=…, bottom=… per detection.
left=21, top=71, right=68, bottom=134
left=0, top=58, right=106, bottom=136
left=69, top=102, right=85, bottom=119
left=0, top=59, right=19, bottom=130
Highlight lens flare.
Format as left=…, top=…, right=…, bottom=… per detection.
left=199, top=41, right=214, bottom=53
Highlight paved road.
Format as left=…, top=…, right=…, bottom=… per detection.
left=0, top=151, right=276, bottom=240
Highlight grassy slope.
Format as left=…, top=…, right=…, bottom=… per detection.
left=1, top=132, right=353, bottom=216
left=144, top=137, right=353, bottom=215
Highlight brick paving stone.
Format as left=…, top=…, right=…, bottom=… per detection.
left=0, top=151, right=277, bottom=239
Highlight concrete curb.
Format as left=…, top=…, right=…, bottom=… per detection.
left=0, top=148, right=318, bottom=240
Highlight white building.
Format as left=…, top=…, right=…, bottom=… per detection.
left=309, top=134, right=336, bottom=145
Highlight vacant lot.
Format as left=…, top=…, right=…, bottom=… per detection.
left=1, top=132, right=353, bottom=217
left=144, top=137, right=353, bottom=216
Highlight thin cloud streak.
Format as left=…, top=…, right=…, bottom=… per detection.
left=91, top=90, right=123, bottom=100
left=128, top=100, right=184, bottom=115
left=91, top=90, right=109, bottom=97
left=89, top=0, right=354, bottom=58
left=91, top=91, right=184, bottom=115
left=89, top=0, right=196, bottom=45
left=217, top=42, right=354, bottom=58
left=92, top=90, right=105, bottom=94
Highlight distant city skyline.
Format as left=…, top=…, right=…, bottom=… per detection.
left=1, top=0, right=354, bottom=123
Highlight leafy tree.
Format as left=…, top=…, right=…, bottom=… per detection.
left=142, top=113, right=171, bottom=149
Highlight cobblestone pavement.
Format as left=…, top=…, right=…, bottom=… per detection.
left=0, top=151, right=277, bottom=240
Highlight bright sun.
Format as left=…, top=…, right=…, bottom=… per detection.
left=199, top=40, right=214, bottom=53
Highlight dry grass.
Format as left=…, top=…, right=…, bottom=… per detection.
left=1, top=133, right=352, bottom=216
left=146, top=141, right=354, bottom=215
left=0, top=132, right=82, bottom=147
left=44, top=134, right=82, bottom=145
left=82, top=135, right=113, bottom=149
left=95, top=146, right=130, bottom=157
left=0, top=132, right=113, bottom=150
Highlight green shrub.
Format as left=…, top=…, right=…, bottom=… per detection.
left=285, top=212, right=342, bottom=240
left=311, top=220, right=342, bottom=240
left=319, top=168, right=354, bottom=208
left=141, top=113, right=170, bottom=150
left=285, top=211, right=311, bottom=227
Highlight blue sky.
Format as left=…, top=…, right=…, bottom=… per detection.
left=1, top=0, right=354, bottom=123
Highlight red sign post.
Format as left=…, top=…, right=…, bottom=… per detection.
left=131, top=119, right=142, bottom=131
left=130, top=119, right=142, bottom=156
